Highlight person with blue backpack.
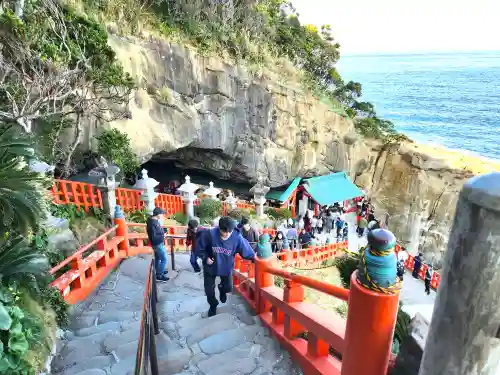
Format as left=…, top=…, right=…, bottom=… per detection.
left=195, top=216, right=256, bottom=317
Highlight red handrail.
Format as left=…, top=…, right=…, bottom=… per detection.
left=263, top=266, right=350, bottom=301
left=49, top=225, right=118, bottom=274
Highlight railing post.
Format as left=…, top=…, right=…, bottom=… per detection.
left=254, top=258, right=274, bottom=314
left=342, top=229, right=400, bottom=375
left=283, top=279, right=304, bottom=339
left=419, top=173, right=500, bottom=375
left=114, top=205, right=130, bottom=257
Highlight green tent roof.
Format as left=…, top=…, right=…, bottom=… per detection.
left=266, top=177, right=301, bottom=202
left=303, top=172, right=363, bottom=206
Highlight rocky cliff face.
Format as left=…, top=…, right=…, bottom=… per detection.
left=81, top=34, right=355, bottom=186
left=80, top=34, right=499, bottom=267
left=351, top=140, right=500, bottom=266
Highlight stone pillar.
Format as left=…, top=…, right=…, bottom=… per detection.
left=419, top=173, right=500, bottom=375
left=178, top=176, right=199, bottom=219
left=250, top=177, right=270, bottom=218
left=88, top=158, right=120, bottom=218
left=133, top=169, right=159, bottom=215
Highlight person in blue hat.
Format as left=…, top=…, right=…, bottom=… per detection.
left=196, top=216, right=256, bottom=317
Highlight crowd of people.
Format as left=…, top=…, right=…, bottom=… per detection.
left=146, top=197, right=433, bottom=318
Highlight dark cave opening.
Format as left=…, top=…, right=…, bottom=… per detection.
left=141, top=147, right=254, bottom=199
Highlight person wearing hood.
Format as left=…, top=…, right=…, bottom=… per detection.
left=239, top=217, right=259, bottom=250
left=196, top=216, right=255, bottom=317
left=272, top=231, right=288, bottom=253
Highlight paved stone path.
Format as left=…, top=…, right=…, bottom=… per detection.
left=51, top=254, right=302, bottom=375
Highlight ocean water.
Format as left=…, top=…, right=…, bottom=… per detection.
left=337, top=51, right=500, bottom=160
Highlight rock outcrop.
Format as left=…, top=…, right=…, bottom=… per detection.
left=79, top=34, right=500, bottom=266
left=81, top=35, right=354, bottom=187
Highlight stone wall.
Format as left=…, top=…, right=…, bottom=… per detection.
left=79, top=34, right=500, bottom=266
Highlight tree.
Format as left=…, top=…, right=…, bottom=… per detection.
left=0, top=0, right=135, bottom=176
left=0, top=126, right=48, bottom=235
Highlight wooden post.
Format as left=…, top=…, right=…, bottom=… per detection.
left=114, top=205, right=130, bottom=257
left=419, top=173, right=500, bottom=375
left=342, top=271, right=400, bottom=375
left=254, top=258, right=274, bottom=314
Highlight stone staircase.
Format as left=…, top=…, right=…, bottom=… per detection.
left=51, top=253, right=301, bottom=375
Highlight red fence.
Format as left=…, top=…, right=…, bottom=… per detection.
left=52, top=180, right=103, bottom=212
left=49, top=215, right=401, bottom=375
left=233, top=253, right=399, bottom=375
left=51, top=180, right=253, bottom=216
left=403, top=253, right=441, bottom=290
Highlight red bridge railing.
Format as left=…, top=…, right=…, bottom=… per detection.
left=51, top=179, right=254, bottom=215
left=233, top=254, right=399, bottom=375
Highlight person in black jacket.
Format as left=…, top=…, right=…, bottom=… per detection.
left=146, top=207, right=169, bottom=282
left=187, top=219, right=202, bottom=273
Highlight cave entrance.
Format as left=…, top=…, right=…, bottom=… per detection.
left=142, top=147, right=254, bottom=199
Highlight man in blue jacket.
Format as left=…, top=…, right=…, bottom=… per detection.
left=196, top=216, right=256, bottom=317
left=146, top=207, right=169, bottom=282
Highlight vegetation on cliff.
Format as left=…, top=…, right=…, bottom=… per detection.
left=0, top=0, right=135, bottom=176
left=81, top=0, right=405, bottom=141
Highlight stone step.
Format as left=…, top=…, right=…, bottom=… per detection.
left=56, top=355, right=113, bottom=375
left=198, top=326, right=261, bottom=355
left=75, top=321, right=121, bottom=337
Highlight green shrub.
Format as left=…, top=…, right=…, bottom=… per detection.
left=95, top=129, right=139, bottom=177
left=394, top=304, right=412, bottom=345
left=0, top=286, right=42, bottom=373
left=127, top=209, right=149, bottom=223
left=194, top=199, right=223, bottom=223
left=50, top=203, right=106, bottom=224
left=274, top=276, right=284, bottom=288
left=169, top=212, right=188, bottom=225
left=334, top=302, right=348, bottom=319
left=334, top=253, right=360, bottom=289
left=265, top=207, right=292, bottom=221
left=226, top=208, right=250, bottom=221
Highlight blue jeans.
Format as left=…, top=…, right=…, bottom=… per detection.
left=153, top=243, right=167, bottom=276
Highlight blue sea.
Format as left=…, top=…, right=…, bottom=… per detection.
left=337, top=51, right=500, bottom=160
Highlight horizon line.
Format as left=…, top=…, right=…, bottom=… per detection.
left=341, top=49, right=500, bottom=58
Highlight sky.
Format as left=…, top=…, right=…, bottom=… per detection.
left=291, top=0, right=500, bottom=55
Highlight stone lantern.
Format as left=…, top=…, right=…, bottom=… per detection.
left=133, top=169, right=159, bottom=215
left=177, top=175, right=199, bottom=219
left=250, top=177, right=270, bottom=218
left=204, top=181, right=220, bottom=200
left=225, top=191, right=237, bottom=209
left=89, top=157, right=120, bottom=218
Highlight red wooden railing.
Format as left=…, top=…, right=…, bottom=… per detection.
left=49, top=213, right=402, bottom=375
left=51, top=180, right=255, bottom=216
left=233, top=253, right=399, bottom=375
left=49, top=225, right=123, bottom=304
left=52, top=179, right=103, bottom=212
